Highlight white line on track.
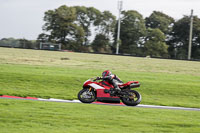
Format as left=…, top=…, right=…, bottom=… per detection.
left=1, top=97, right=200, bottom=111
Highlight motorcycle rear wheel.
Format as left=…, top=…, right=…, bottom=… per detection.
left=121, top=90, right=141, bottom=106
left=78, top=89, right=96, bottom=103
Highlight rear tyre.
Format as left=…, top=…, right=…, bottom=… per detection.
left=78, top=89, right=96, bottom=103
left=121, top=90, right=141, bottom=106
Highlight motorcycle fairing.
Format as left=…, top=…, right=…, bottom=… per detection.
left=96, top=89, right=120, bottom=103
left=88, top=82, right=120, bottom=103
left=98, top=81, right=114, bottom=89
left=119, top=81, right=139, bottom=88
left=88, top=83, right=104, bottom=90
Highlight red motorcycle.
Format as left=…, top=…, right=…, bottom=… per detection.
left=78, top=77, right=141, bottom=106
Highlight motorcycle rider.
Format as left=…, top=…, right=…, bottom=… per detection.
left=97, top=70, right=123, bottom=92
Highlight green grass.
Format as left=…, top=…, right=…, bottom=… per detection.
left=0, top=47, right=200, bottom=133
left=0, top=47, right=200, bottom=108
left=0, top=99, right=200, bottom=133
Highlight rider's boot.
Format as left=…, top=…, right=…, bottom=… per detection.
left=113, top=86, right=121, bottom=94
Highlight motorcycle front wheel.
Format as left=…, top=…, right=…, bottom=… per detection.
left=78, top=89, right=96, bottom=103
left=121, top=90, right=141, bottom=106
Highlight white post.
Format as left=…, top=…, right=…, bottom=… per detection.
left=116, top=1, right=123, bottom=54
left=188, top=9, right=193, bottom=60
left=59, top=44, right=61, bottom=51
left=40, top=43, right=42, bottom=49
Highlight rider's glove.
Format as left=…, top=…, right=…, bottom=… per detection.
left=96, top=77, right=101, bottom=80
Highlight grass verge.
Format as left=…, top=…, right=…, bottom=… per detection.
left=0, top=99, right=200, bottom=133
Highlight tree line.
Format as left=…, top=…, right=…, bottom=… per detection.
left=0, top=38, right=36, bottom=49
left=38, top=5, right=200, bottom=59
left=1, top=5, right=200, bottom=60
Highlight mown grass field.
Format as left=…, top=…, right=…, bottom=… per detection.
left=0, top=47, right=200, bottom=132
left=0, top=47, right=200, bottom=108
left=0, top=99, right=200, bottom=133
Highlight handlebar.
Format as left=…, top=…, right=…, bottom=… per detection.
left=93, top=77, right=103, bottom=81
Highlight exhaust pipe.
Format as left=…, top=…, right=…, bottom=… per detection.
left=130, top=83, right=140, bottom=88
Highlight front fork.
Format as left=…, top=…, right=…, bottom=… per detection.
left=82, top=88, right=94, bottom=99
left=89, top=87, right=92, bottom=92
left=86, top=87, right=95, bottom=96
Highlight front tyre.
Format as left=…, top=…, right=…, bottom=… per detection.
left=78, top=89, right=96, bottom=103
left=121, top=90, right=141, bottom=106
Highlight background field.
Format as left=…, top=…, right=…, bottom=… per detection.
left=0, top=47, right=200, bottom=132
left=0, top=47, right=200, bottom=108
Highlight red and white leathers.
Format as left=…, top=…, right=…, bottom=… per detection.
left=101, top=70, right=123, bottom=91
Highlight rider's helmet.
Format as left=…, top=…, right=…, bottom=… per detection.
left=102, top=70, right=112, bottom=78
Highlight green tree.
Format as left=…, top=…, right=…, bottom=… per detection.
left=92, top=34, right=111, bottom=53
left=37, top=33, right=50, bottom=43
left=42, top=5, right=85, bottom=50
left=169, top=16, right=200, bottom=59
left=144, top=28, right=169, bottom=57
left=0, top=38, right=20, bottom=47
left=92, top=11, right=116, bottom=53
left=117, top=10, right=146, bottom=55
left=145, top=11, right=174, bottom=34
left=19, top=39, right=35, bottom=49
left=74, top=6, right=101, bottom=45
left=96, top=11, right=116, bottom=38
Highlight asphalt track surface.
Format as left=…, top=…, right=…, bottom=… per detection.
left=0, top=95, right=200, bottom=111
